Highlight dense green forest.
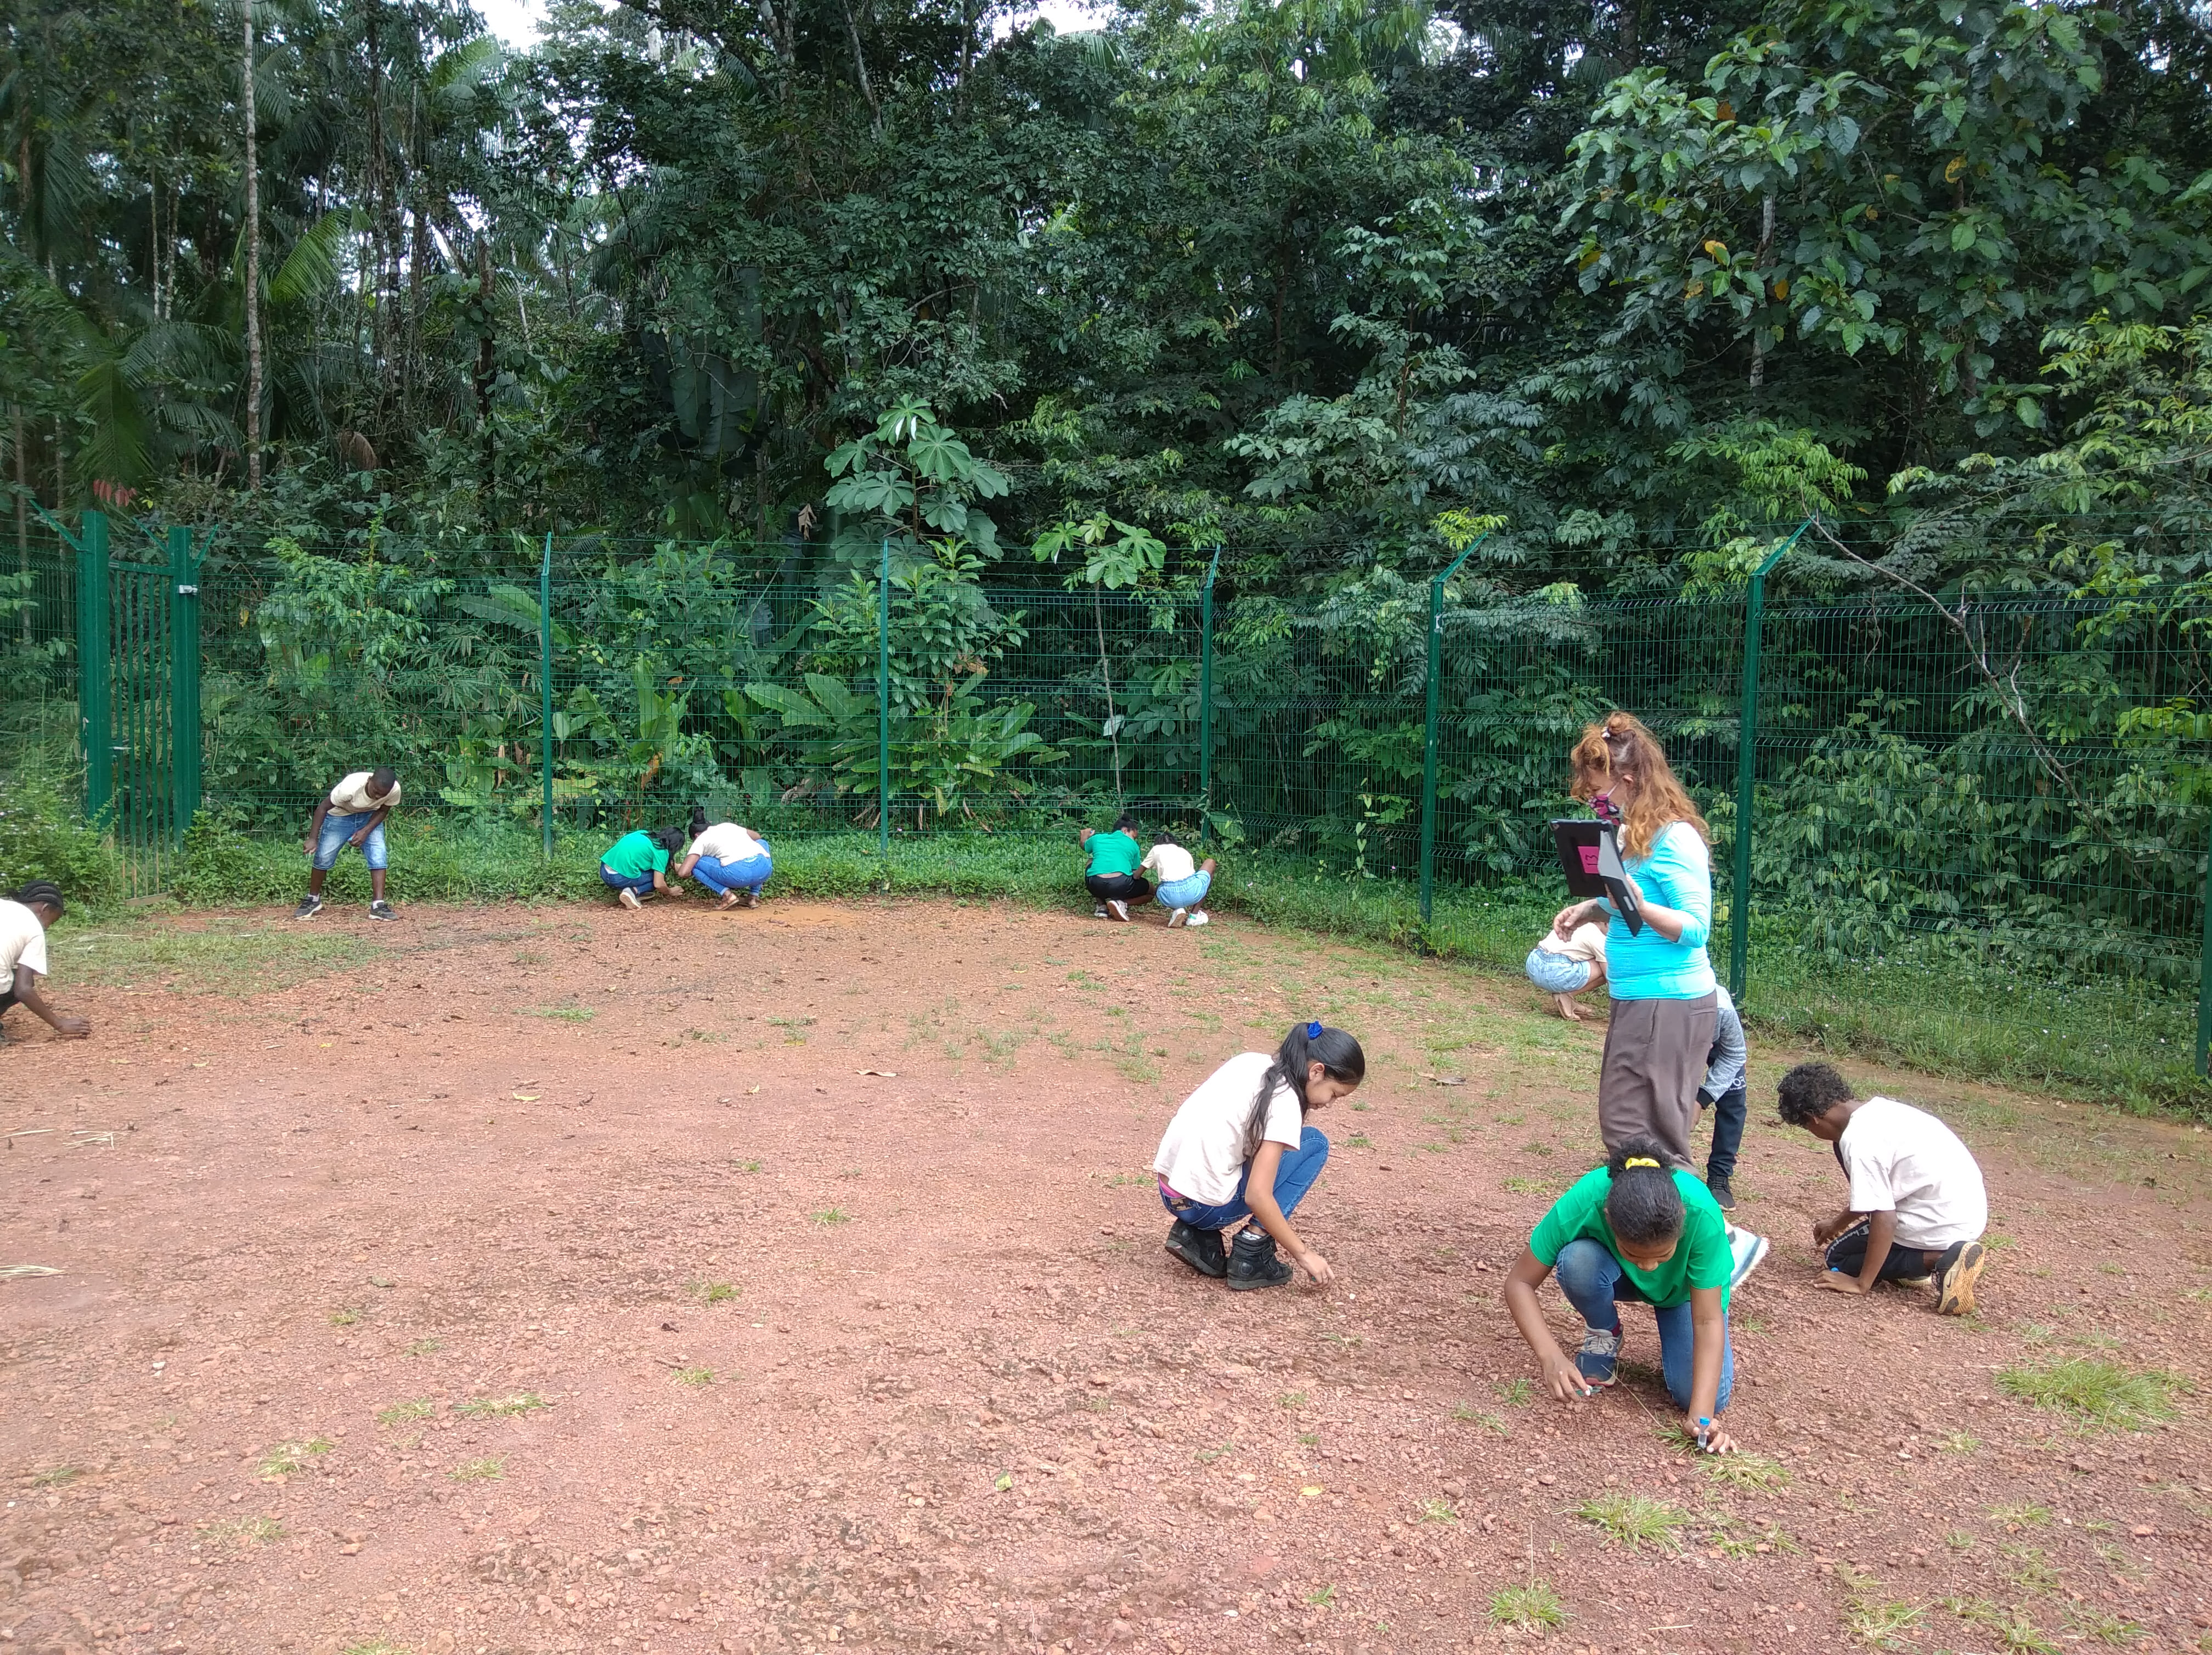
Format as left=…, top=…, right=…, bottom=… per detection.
left=5, top=0, right=2209, bottom=587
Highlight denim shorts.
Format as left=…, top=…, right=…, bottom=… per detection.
left=1525, top=944, right=1593, bottom=993
left=314, top=810, right=388, bottom=871
left=1155, top=870, right=1212, bottom=909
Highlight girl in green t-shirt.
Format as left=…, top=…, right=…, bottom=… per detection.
left=1078, top=814, right=1151, bottom=921
left=600, top=826, right=687, bottom=910
left=1502, top=1136, right=1742, bottom=1452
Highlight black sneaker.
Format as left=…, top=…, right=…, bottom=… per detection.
left=1226, top=1228, right=1294, bottom=1292
left=1934, top=1239, right=1987, bottom=1317
left=1706, top=1172, right=1736, bottom=1212
left=292, top=894, right=324, bottom=920
left=1164, top=1220, right=1227, bottom=1279
left=368, top=899, right=398, bottom=922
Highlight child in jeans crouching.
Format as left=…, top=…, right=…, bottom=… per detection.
left=1526, top=919, right=1607, bottom=1020
left=1141, top=834, right=1217, bottom=928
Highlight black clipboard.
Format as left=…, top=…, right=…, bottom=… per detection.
left=1550, top=818, right=1644, bottom=936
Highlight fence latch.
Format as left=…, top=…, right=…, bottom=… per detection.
left=176, top=584, right=199, bottom=595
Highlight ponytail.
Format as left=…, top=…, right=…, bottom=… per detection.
left=1604, top=1135, right=1685, bottom=1247
left=687, top=803, right=709, bottom=840
left=1248, top=1020, right=1365, bottom=1150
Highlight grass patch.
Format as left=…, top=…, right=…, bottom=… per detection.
left=342, top=1642, right=413, bottom=1655
left=199, top=1515, right=285, bottom=1546
left=1990, top=1501, right=2053, bottom=1528
left=1306, top=1584, right=1338, bottom=1608
left=1574, top=1491, right=1688, bottom=1552
left=1999, top=1544, right=2061, bottom=1595
left=448, top=1456, right=506, bottom=1482
left=1487, top=1581, right=1568, bottom=1631
left=694, top=1280, right=740, bottom=1304
left=1996, top=1358, right=2182, bottom=1429
left=1945, top=1598, right=2062, bottom=1654
left=811, top=1207, right=851, bottom=1225
left=404, top=1337, right=442, bottom=1356
left=328, top=1307, right=362, bottom=1326
left=1938, top=1430, right=1982, bottom=1453
left=28, top=1465, right=80, bottom=1488
left=673, top=1365, right=714, bottom=1387
left=1417, top=1498, right=1458, bottom=1523
left=1838, top=1565, right=1921, bottom=1649
left=257, top=1437, right=334, bottom=1476
left=454, top=1392, right=551, bottom=1418
left=376, top=1399, right=435, bottom=1426
left=1496, top=1377, right=1533, bottom=1406
left=1699, top=1451, right=1791, bottom=1491
left=2064, top=1605, right=2145, bottom=1645
left=532, top=1004, right=595, bottom=1022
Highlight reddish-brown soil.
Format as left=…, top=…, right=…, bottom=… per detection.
left=3, top=898, right=2210, bottom=1655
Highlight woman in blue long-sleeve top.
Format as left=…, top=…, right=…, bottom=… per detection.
left=1549, top=712, right=1720, bottom=1168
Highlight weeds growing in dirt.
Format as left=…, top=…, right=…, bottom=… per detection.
left=1306, top=1585, right=1338, bottom=1608
left=1996, top=1358, right=2182, bottom=1429
left=1497, top=1377, right=1533, bottom=1406
left=1938, top=1430, right=1982, bottom=1453
left=1946, top=1530, right=1977, bottom=1550
left=1574, top=1491, right=1688, bottom=1552
left=455, top=1393, right=550, bottom=1418
left=1837, top=1564, right=1921, bottom=1648
left=1488, top=1581, right=1568, bottom=1631
left=258, top=1438, right=333, bottom=1476
left=674, top=1366, right=714, bottom=1387
left=1278, top=1390, right=1307, bottom=1409
left=1944, top=1598, right=2061, bottom=1654
left=449, top=1456, right=506, bottom=1481
left=1194, top=1442, right=1235, bottom=1464
left=199, top=1515, right=285, bottom=1547
left=1990, top=1502, right=2053, bottom=1528
left=343, top=1639, right=412, bottom=1654
left=404, top=1337, right=442, bottom=1356
left=694, top=1280, right=740, bottom=1303
left=1453, top=1404, right=1509, bottom=1433
left=329, top=1307, right=362, bottom=1326
left=376, top=1399, right=435, bottom=1426
left=1700, top=1451, right=1790, bottom=1491
left=1503, top=1175, right=1549, bottom=1194
left=532, top=1004, right=594, bottom=1021
left=1418, top=1498, right=1458, bottom=1523
left=2000, top=1544, right=2061, bottom=1594
left=2064, top=1605, right=2146, bottom=1645
left=29, top=1466, right=79, bottom=1488
left=812, top=1207, right=851, bottom=1225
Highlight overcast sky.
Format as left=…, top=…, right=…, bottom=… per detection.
left=471, top=0, right=1106, bottom=49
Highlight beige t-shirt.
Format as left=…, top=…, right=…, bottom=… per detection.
left=1839, top=1096, right=1988, bottom=1249
left=690, top=823, right=763, bottom=863
left=1537, top=921, right=1608, bottom=966
left=0, top=899, right=50, bottom=980
left=328, top=772, right=400, bottom=814
left=1153, top=1050, right=1303, bottom=1205
left=1140, top=842, right=1198, bottom=883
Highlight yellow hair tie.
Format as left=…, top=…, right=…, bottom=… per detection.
left=1623, top=1157, right=1661, bottom=1169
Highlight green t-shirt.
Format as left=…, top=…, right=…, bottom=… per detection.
left=1085, top=830, right=1142, bottom=878
left=602, top=830, right=669, bottom=880
left=1528, top=1165, right=1732, bottom=1309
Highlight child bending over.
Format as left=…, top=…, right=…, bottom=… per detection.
left=1139, top=833, right=1217, bottom=928
left=1153, top=1022, right=1364, bottom=1291
left=1503, top=1136, right=1741, bottom=1452
left=1776, top=1062, right=1988, bottom=1316
left=295, top=767, right=401, bottom=920
left=1, top=881, right=90, bottom=1043
left=1525, top=918, right=1607, bottom=1021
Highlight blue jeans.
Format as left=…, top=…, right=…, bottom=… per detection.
left=1160, top=1126, right=1329, bottom=1230
left=314, top=811, right=388, bottom=871
left=1553, top=1237, right=1734, bottom=1411
left=692, top=852, right=772, bottom=895
left=600, top=864, right=657, bottom=896
left=1525, top=945, right=1593, bottom=993
left=1155, top=870, right=1212, bottom=909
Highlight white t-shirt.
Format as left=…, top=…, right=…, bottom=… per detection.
left=1537, top=921, right=1609, bottom=966
left=0, top=900, right=50, bottom=980
left=690, top=823, right=764, bottom=863
left=1141, top=843, right=1198, bottom=883
left=1153, top=1051, right=1303, bottom=1205
left=329, top=772, right=401, bottom=814
left=1839, top=1096, right=1988, bottom=1249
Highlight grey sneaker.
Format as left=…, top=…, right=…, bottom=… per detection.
left=618, top=887, right=643, bottom=910
left=1728, top=1226, right=1771, bottom=1291
left=368, top=899, right=398, bottom=922
left=1576, top=1323, right=1621, bottom=1387
left=292, top=894, right=324, bottom=920
left=1107, top=899, right=1130, bottom=922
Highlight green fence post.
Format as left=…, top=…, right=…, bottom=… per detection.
left=540, top=532, right=555, bottom=859
left=1728, top=518, right=1815, bottom=1002
left=1198, top=544, right=1221, bottom=843
left=1418, top=531, right=1487, bottom=935
left=877, top=536, right=891, bottom=882
left=77, top=509, right=112, bottom=826
left=168, top=525, right=201, bottom=844
left=2198, top=811, right=2212, bottom=1078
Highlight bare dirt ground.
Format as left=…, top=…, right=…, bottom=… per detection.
left=3, top=896, right=2210, bottom=1655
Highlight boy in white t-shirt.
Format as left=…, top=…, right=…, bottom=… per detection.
left=1, top=881, right=91, bottom=1043
left=1525, top=919, right=1608, bottom=1021
left=1139, top=834, right=1218, bottom=928
left=1776, top=1061, right=1988, bottom=1316
left=296, top=767, right=402, bottom=921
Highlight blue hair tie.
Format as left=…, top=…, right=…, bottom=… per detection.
left=1306, top=1021, right=1322, bottom=1039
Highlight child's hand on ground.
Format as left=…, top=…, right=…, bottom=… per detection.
left=54, top=1014, right=91, bottom=1039
left=1685, top=1414, right=1738, bottom=1454
left=1810, top=1214, right=1848, bottom=1246
left=1541, top=1354, right=1593, bottom=1401
left=1294, top=1247, right=1335, bottom=1286
left=1818, top=1270, right=1867, bottom=1295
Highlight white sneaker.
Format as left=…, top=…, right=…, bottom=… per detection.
left=1727, top=1226, right=1770, bottom=1292
left=1186, top=910, right=1211, bottom=927
left=619, top=887, right=642, bottom=910
left=1107, top=900, right=1130, bottom=922
left=1168, top=907, right=1189, bottom=927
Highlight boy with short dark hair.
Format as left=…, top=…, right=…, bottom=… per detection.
left=296, top=766, right=401, bottom=921
left=1, top=880, right=91, bottom=1042
left=1776, top=1061, right=1988, bottom=1316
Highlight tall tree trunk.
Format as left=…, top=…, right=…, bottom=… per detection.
left=242, top=0, right=263, bottom=490
left=13, top=402, right=27, bottom=646
left=476, top=238, right=496, bottom=528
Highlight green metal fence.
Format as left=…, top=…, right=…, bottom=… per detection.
left=9, top=510, right=2211, bottom=1095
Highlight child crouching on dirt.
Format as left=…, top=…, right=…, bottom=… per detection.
left=599, top=825, right=688, bottom=910
left=1525, top=917, right=1607, bottom=1020
left=1, top=881, right=90, bottom=1043
left=1502, top=1136, right=1741, bottom=1452
left=1153, top=1021, right=1364, bottom=1291
left=674, top=806, right=774, bottom=909
left=1776, top=1061, right=1988, bottom=1316
left=1139, top=832, right=1216, bottom=927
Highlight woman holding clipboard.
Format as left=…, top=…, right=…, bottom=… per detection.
left=1550, top=712, right=1719, bottom=1168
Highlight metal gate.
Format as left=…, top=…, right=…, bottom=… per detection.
left=42, top=509, right=205, bottom=896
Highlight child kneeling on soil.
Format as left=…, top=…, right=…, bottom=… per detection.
left=1153, top=1021, right=1364, bottom=1291
left=1503, top=1136, right=1741, bottom=1452
left=1525, top=918, right=1607, bottom=1021
left=674, top=807, right=774, bottom=909
left=1, top=881, right=90, bottom=1043
left=1139, top=832, right=1216, bottom=927
left=600, top=825, right=687, bottom=910
left=1776, top=1061, right=1988, bottom=1316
